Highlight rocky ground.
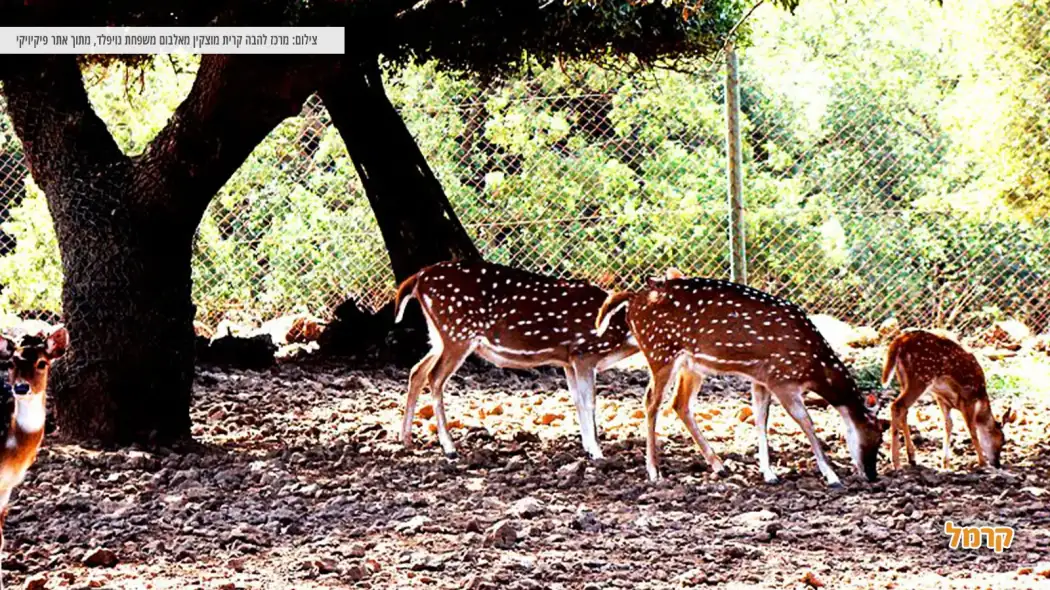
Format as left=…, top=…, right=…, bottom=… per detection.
left=5, top=357, right=1050, bottom=590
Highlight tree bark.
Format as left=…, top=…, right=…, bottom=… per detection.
left=319, top=59, right=480, bottom=282
left=1, top=55, right=330, bottom=444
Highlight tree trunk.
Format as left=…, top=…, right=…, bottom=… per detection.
left=51, top=195, right=198, bottom=443
left=1, top=55, right=331, bottom=444
left=320, top=59, right=480, bottom=282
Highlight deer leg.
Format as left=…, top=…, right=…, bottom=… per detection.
left=401, top=349, right=440, bottom=449
left=962, top=407, right=988, bottom=467
left=427, top=343, right=473, bottom=459
left=568, top=361, right=603, bottom=461
left=772, top=384, right=842, bottom=488
left=890, top=383, right=924, bottom=469
left=672, top=370, right=727, bottom=475
left=751, top=383, right=779, bottom=484
left=937, top=399, right=953, bottom=470
left=644, top=363, right=675, bottom=482
left=900, top=414, right=917, bottom=466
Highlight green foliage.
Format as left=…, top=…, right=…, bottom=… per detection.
left=0, top=178, right=62, bottom=314
left=0, top=0, right=1047, bottom=336
left=990, top=0, right=1050, bottom=218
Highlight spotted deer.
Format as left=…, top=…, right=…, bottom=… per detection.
left=881, top=329, right=1016, bottom=470
left=393, top=260, right=639, bottom=460
left=596, top=276, right=882, bottom=486
left=0, top=326, right=68, bottom=588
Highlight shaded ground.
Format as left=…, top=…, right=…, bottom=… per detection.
left=5, top=356, right=1050, bottom=589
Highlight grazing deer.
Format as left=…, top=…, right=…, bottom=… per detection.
left=393, top=260, right=639, bottom=460
left=596, top=276, right=882, bottom=486
left=0, top=326, right=68, bottom=588
left=881, top=329, right=1016, bottom=470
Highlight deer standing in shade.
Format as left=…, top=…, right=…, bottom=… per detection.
left=0, top=326, right=69, bottom=589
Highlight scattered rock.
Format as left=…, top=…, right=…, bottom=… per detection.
left=572, top=508, right=601, bottom=533
left=201, top=333, right=277, bottom=369
left=973, top=320, right=1032, bottom=351
left=485, top=520, right=518, bottom=549
left=510, top=496, right=545, bottom=519
left=23, top=573, right=48, bottom=590
left=846, top=326, right=880, bottom=348
left=257, top=313, right=325, bottom=345
left=396, top=515, right=431, bottom=535
left=82, top=548, right=119, bottom=568
left=809, top=314, right=856, bottom=351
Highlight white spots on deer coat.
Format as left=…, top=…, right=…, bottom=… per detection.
left=629, top=277, right=860, bottom=402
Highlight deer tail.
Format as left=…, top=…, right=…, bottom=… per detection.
left=881, top=335, right=904, bottom=386
left=595, top=291, right=633, bottom=337
left=394, top=272, right=421, bottom=324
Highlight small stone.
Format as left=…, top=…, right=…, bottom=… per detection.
left=228, top=557, right=248, bottom=572
left=396, top=515, right=430, bottom=535
left=510, top=497, right=545, bottom=519
left=418, top=405, right=435, bottom=420
left=82, top=548, right=118, bottom=568
left=572, top=508, right=601, bottom=532
left=485, top=520, right=518, bottom=549
left=315, top=558, right=339, bottom=574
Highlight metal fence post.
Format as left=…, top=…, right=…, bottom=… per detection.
left=725, top=41, right=747, bottom=285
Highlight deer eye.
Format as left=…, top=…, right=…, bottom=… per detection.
left=35, top=360, right=47, bottom=370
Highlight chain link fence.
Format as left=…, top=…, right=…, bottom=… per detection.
left=0, top=0, right=1047, bottom=337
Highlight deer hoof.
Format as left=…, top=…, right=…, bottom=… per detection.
left=714, top=464, right=730, bottom=477
left=444, top=450, right=459, bottom=461
left=763, top=475, right=780, bottom=485
left=827, top=480, right=844, bottom=490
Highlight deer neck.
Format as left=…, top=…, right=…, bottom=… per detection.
left=13, top=392, right=47, bottom=437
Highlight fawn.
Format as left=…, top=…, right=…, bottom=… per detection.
left=0, top=326, right=68, bottom=587
left=881, top=329, right=1016, bottom=470
left=596, top=275, right=882, bottom=486
left=394, top=260, right=639, bottom=460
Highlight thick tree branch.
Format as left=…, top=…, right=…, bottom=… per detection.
left=320, top=58, right=481, bottom=280
left=0, top=55, right=130, bottom=197
left=137, top=55, right=340, bottom=225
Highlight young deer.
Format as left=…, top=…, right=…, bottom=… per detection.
left=881, top=329, right=1016, bottom=470
left=596, top=276, right=882, bottom=486
left=394, top=260, right=639, bottom=460
left=0, top=326, right=69, bottom=588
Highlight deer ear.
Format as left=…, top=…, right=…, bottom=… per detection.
left=1000, top=406, right=1017, bottom=426
left=665, top=267, right=684, bottom=280
left=46, top=325, right=69, bottom=359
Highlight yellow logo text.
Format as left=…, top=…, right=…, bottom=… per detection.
left=944, top=521, right=1014, bottom=553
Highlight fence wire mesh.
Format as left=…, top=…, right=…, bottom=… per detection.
left=0, top=0, right=1047, bottom=338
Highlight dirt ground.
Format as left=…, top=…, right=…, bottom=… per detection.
left=5, top=356, right=1050, bottom=590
